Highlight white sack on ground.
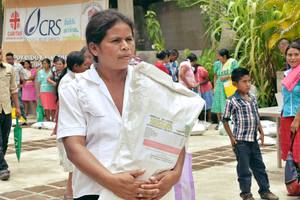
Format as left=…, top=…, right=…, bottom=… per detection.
left=100, top=62, right=205, bottom=200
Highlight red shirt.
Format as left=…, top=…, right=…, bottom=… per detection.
left=154, top=61, right=170, bottom=75
left=194, top=66, right=212, bottom=93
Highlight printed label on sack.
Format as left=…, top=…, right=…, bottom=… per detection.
left=143, top=115, right=186, bottom=164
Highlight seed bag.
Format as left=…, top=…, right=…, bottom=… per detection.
left=100, top=62, right=205, bottom=200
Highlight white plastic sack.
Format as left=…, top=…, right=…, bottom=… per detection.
left=261, top=120, right=277, bottom=138
left=218, top=121, right=233, bottom=136
left=99, top=62, right=205, bottom=200
left=31, top=122, right=56, bottom=130
left=191, top=121, right=210, bottom=136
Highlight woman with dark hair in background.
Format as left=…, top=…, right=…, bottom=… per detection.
left=166, top=49, right=179, bottom=82
left=154, top=50, right=171, bottom=75
left=36, top=58, right=57, bottom=121
left=280, top=42, right=300, bottom=169
left=211, top=49, right=239, bottom=130
left=22, top=60, right=37, bottom=116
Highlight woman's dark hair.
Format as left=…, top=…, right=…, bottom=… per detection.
left=170, top=49, right=179, bottom=56
left=187, top=53, right=198, bottom=62
left=42, top=58, right=51, bottom=67
left=231, top=67, right=249, bottom=82
left=53, top=55, right=60, bottom=63
left=56, top=51, right=85, bottom=100
left=86, top=9, right=134, bottom=63
left=56, top=57, right=65, bottom=65
left=156, top=50, right=170, bottom=60
left=66, top=51, right=85, bottom=71
left=193, top=63, right=202, bottom=74
left=218, top=49, right=231, bottom=59
left=24, top=60, right=32, bottom=69
left=285, top=42, right=300, bottom=56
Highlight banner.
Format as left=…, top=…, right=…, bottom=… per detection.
left=2, top=0, right=108, bottom=61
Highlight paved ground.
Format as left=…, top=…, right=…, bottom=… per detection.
left=0, top=119, right=298, bottom=200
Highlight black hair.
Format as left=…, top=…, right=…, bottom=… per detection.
left=5, top=52, right=14, bottom=57
left=42, top=58, right=51, bottom=67
left=231, top=67, right=249, bottom=82
left=86, top=9, right=134, bottom=63
left=170, top=49, right=179, bottom=56
left=66, top=51, right=84, bottom=71
left=187, top=53, right=197, bottom=62
left=24, top=60, right=32, bottom=69
left=53, top=55, right=60, bottom=63
left=193, top=63, right=202, bottom=74
left=56, top=57, right=65, bottom=65
left=56, top=51, right=85, bottom=101
left=218, top=49, right=231, bottom=59
left=285, top=42, right=300, bottom=56
left=156, top=50, right=170, bottom=60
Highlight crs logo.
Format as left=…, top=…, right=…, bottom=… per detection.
left=9, top=11, right=21, bottom=30
left=24, top=8, right=62, bottom=36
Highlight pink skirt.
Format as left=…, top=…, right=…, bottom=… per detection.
left=22, top=82, right=36, bottom=101
left=40, top=92, right=57, bottom=110
left=280, top=116, right=300, bottom=162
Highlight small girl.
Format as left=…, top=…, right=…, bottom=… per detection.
left=194, top=63, right=214, bottom=121
left=22, top=60, right=37, bottom=116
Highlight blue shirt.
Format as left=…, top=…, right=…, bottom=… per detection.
left=37, top=69, right=54, bottom=93
left=166, top=61, right=178, bottom=82
left=222, top=92, right=260, bottom=142
left=282, top=81, right=300, bottom=117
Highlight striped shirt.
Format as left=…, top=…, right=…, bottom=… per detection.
left=222, top=91, right=260, bottom=142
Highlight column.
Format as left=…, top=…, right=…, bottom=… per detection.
left=117, top=0, right=134, bottom=22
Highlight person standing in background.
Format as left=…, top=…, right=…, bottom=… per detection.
left=22, top=60, right=37, bottom=117
left=37, top=58, right=56, bottom=121
left=166, top=49, right=179, bottom=82
left=280, top=42, right=300, bottom=169
left=194, top=63, right=213, bottom=121
left=154, top=50, right=171, bottom=75
left=211, top=49, right=239, bottom=130
left=278, top=38, right=291, bottom=72
left=0, top=47, right=20, bottom=181
left=5, top=52, right=27, bottom=123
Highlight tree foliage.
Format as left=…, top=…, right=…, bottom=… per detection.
left=176, top=0, right=300, bottom=107
left=145, top=10, right=165, bottom=52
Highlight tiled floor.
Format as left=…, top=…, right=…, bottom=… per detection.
left=6, top=138, right=56, bottom=155
left=0, top=142, right=276, bottom=199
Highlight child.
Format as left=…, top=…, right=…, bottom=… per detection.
left=222, top=68, right=278, bottom=200
left=194, top=63, right=213, bottom=121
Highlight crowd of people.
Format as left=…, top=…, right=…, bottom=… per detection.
left=0, top=8, right=299, bottom=200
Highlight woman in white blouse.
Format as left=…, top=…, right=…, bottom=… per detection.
left=57, top=10, right=185, bottom=200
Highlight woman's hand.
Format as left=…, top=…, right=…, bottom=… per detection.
left=220, top=75, right=230, bottom=81
left=141, top=170, right=180, bottom=200
left=109, top=170, right=159, bottom=200
left=291, top=117, right=300, bottom=134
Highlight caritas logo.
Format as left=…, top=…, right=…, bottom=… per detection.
left=9, top=11, right=21, bottom=30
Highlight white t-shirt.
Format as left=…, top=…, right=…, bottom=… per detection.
left=57, top=65, right=132, bottom=198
